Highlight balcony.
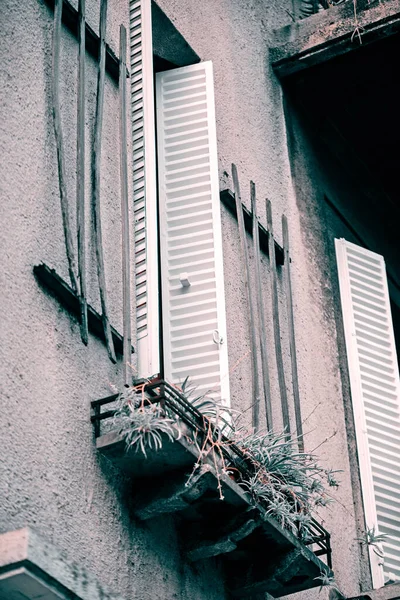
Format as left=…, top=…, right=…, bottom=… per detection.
left=91, top=378, right=332, bottom=598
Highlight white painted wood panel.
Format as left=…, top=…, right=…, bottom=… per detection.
left=130, top=0, right=159, bottom=377
left=156, top=62, right=230, bottom=407
left=336, top=238, right=400, bottom=586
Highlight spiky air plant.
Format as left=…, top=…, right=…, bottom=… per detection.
left=314, top=572, right=342, bottom=594
left=234, top=429, right=338, bottom=539
left=356, top=526, right=388, bottom=558
left=113, top=388, right=177, bottom=458
left=113, top=380, right=339, bottom=541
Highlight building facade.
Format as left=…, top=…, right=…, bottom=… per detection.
left=1, top=1, right=399, bottom=599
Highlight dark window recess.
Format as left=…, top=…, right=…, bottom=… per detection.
left=151, top=0, right=200, bottom=73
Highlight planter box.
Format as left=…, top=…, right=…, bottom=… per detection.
left=92, top=380, right=333, bottom=598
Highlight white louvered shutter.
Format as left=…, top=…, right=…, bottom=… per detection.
left=156, top=62, right=230, bottom=407
left=335, top=239, right=400, bottom=587
left=130, top=0, right=160, bottom=378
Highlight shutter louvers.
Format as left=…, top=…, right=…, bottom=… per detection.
left=156, top=62, right=230, bottom=407
left=335, top=239, right=400, bottom=587
left=130, top=0, right=159, bottom=378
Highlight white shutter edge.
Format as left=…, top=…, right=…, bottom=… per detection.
left=135, top=0, right=160, bottom=379
left=204, top=61, right=230, bottom=409
left=155, top=61, right=230, bottom=408
left=335, top=238, right=385, bottom=588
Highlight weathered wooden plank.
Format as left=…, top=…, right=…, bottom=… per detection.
left=251, top=182, right=273, bottom=430
left=76, top=0, right=88, bottom=345
left=220, top=189, right=284, bottom=265
left=270, top=0, right=400, bottom=78
left=282, top=215, right=304, bottom=451
left=52, top=0, right=79, bottom=294
left=33, top=263, right=131, bottom=357
left=186, top=508, right=260, bottom=561
left=231, top=550, right=304, bottom=597
left=266, top=200, right=290, bottom=436
left=232, top=166, right=260, bottom=431
left=134, top=466, right=217, bottom=521
left=119, top=25, right=131, bottom=386
left=92, top=0, right=116, bottom=363
left=44, top=0, right=123, bottom=82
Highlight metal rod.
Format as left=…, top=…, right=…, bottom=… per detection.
left=251, top=182, right=273, bottom=430
left=52, top=0, right=79, bottom=293
left=232, top=164, right=260, bottom=431
left=266, top=200, right=290, bottom=436
left=119, top=24, right=131, bottom=385
left=282, top=215, right=304, bottom=451
left=77, top=0, right=88, bottom=344
left=92, top=0, right=116, bottom=363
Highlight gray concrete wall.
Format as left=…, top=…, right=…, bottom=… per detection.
left=1, top=0, right=377, bottom=599
left=0, top=1, right=224, bottom=598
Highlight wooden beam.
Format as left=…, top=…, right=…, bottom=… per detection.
left=119, top=25, right=132, bottom=386
left=220, top=189, right=284, bottom=265
left=51, top=0, right=79, bottom=294
left=282, top=215, right=303, bottom=451
left=76, top=0, right=88, bottom=345
left=251, top=182, right=273, bottom=430
left=185, top=508, right=261, bottom=561
left=92, top=0, right=116, bottom=363
left=134, top=466, right=217, bottom=521
left=266, top=200, right=290, bottom=436
left=232, top=166, right=260, bottom=431
left=43, top=0, right=123, bottom=83
left=33, top=263, right=132, bottom=357
left=230, top=550, right=305, bottom=597
left=271, top=0, right=400, bottom=78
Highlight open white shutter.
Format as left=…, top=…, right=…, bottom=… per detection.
left=335, top=239, right=400, bottom=586
left=130, top=0, right=160, bottom=378
left=156, top=62, right=230, bottom=407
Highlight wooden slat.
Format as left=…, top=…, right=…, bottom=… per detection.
left=282, top=215, right=303, bottom=451
left=52, top=0, right=79, bottom=294
left=266, top=200, right=290, bottom=436
left=76, top=0, right=88, bottom=345
left=220, top=189, right=284, bottom=265
left=33, top=264, right=132, bottom=357
left=119, top=24, right=132, bottom=385
left=232, top=165, right=260, bottom=431
left=92, top=0, right=116, bottom=363
left=44, top=0, right=123, bottom=82
left=251, top=182, right=273, bottom=430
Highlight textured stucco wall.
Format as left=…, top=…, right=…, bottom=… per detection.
left=0, top=1, right=224, bottom=598
left=1, top=0, right=376, bottom=598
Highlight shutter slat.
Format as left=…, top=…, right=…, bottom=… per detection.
left=335, top=239, right=400, bottom=586
left=157, top=62, right=230, bottom=408
left=130, top=0, right=159, bottom=372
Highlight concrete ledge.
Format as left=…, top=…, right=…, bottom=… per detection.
left=0, top=528, right=125, bottom=600
left=270, top=0, right=400, bottom=77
